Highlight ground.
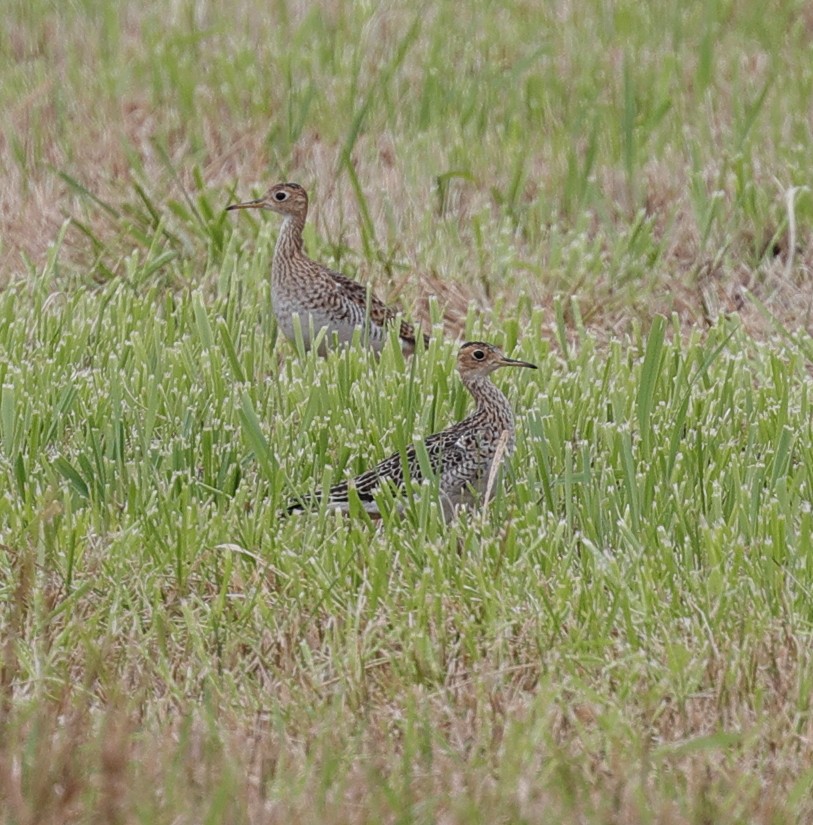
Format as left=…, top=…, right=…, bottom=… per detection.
left=2, top=2, right=813, bottom=823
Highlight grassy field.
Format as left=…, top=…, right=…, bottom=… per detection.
left=3, top=1, right=813, bottom=822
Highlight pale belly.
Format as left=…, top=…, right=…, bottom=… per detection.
left=272, top=290, right=386, bottom=354
left=437, top=434, right=515, bottom=519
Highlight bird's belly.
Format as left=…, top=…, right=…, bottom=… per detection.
left=438, top=439, right=515, bottom=518
left=272, top=289, right=385, bottom=353
left=439, top=473, right=489, bottom=513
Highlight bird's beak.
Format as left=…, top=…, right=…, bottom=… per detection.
left=499, top=356, right=538, bottom=370
left=225, top=197, right=266, bottom=212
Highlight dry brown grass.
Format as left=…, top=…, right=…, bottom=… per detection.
left=3, top=2, right=812, bottom=341
left=2, top=621, right=812, bottom=824
left=2, top=533, right=813, bottom=823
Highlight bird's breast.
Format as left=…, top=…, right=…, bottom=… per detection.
left=271, top=281, right=387, bottom=352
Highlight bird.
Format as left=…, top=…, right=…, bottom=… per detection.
left=226, top=182, right=429, bottom=356
left=286, top=341, right=537, bottom=519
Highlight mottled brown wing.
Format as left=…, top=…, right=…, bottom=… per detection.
left=348, top=427, right=463, bottom=498
left=286, top=424, right=468, bottom=513
left=325, top=269, right=395, bottom=322
left=326, top=268, right=428, bottom=349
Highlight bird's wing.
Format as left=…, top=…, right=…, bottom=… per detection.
left=286, top=424, right=469, bottom=514
left=326, top=267, right=427, bottom=348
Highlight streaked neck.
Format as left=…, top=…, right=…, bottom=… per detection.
left=275, top=213, right=306, bottom=257
left=463, top=373, right=513, bottom=428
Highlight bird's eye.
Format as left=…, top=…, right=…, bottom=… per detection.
left=472, top=349, right=485, bottom=360
left=275, top=191, right=288, bottom=201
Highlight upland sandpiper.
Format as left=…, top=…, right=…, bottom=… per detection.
left=227, top=183, right=428, bottom=355
left=287, top=341, right=536, bottom=519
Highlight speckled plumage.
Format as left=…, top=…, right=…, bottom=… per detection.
left=227, top=182, right=428, bottom=355
left=287, top=342, right=537, bottom=519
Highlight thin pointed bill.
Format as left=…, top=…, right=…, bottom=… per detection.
left=499, top=356, right=538, bottom=370
left=225, top=197, right=265, bottom=211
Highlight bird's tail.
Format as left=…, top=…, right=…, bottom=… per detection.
left=284, top=483, right=383, bottom=517
left=284, top=492, right=320, bottom=515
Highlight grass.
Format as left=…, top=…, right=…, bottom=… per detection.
left=3, top=0, right=813, bottom=822
left=3, top=0, right=813, bottom=328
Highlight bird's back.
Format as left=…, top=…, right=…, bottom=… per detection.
left=287, top=408, right=507, bottom=517
left=272, top=253, right=423, bottom=354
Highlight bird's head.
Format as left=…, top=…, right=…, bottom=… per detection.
left=456, top=341, right=537, bottom=378
left=226, top=182, right=308, bottom=218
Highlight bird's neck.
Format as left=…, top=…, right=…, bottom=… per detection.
left=463, top=374, right=514, bottom=430
left=274, top=213, right=306, bottom=259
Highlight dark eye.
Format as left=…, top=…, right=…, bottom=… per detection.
left=472, top=349, right=485, bottom=360
left=274, top=191, right=288, bottom=201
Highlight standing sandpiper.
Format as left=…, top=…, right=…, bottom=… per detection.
left=227, top=183, right=428, bottom=355
left=287, top=342, right=536, bottom=519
